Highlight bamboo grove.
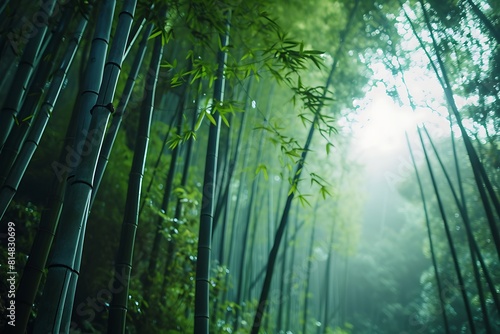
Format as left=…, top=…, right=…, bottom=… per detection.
left=0, top=0, right=498, bottom=333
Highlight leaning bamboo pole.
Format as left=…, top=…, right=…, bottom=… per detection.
left=108, top=34, right=163, bottom=334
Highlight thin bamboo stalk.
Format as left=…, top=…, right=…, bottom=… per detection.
left=144, top=80, right=186, bottom=299
left=422, top=126, right=493, bottom=331
left=418, top=0, right=500, bottom=255
left=0, top=6, right=74, bottom=185
left=194, top=12, right=230, bottom=333
left=108, top=34, right=163, bottom=334
left=33, top=1, right=137, bottom=332
left=0, top=12, right=88, bottom=221
left=250, top=0, right=360, bottom=331
left=406, top=132, right=451, bottom=334
left=417, top=127, right=476, bottom=334
left=466, top=0, right=500, bottom=44
left=0, top=0, right=57, bottom=148
left=91, top=23, right=154, bottom=204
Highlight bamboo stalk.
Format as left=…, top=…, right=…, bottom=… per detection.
left=91, top=23, right=154, bottom=204
left=33, top=1, right=138, bottom=331
left=0, top=11, right=88, bottom=221
left=108, top=34, right=163, bottom=334
left=250, top=1, right=360, bottom=331
left=417, top=127, right=476, bottom=334
left=406, top=132, right=451, bottom=334
left=194, top=11, right=230, bottom=333
left=0, top=0, right=57, bottom=148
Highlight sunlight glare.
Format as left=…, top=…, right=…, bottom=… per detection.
left=343, top=83, right=452, bottom=158
left=349, top=84, right=419, bottom=154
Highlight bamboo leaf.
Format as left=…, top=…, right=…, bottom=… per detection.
left=22, top=115, right=33, bottom=122
left=320, top=186, right=331, bottom=199
left=205, top=110, right=217, bottom=125
left=326, top=142, right=333, bottom=155
left=297, top=194, right=311, bottom=207
left=255, top=164, right=269, bottom=180
left=148, top=29, right=162, bottom=40
left=220, top=113, right=230, bottom=127
left=194, top=112, right=205, bottom=131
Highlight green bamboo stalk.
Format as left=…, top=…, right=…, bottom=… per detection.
left=286, top=205, right=300, bottom=331
left=422, top=126, right=493, bottom=331
left=161, top=82, right=201, bottom=293
left=396, top=25, right=496, bottom=325
left=123, top=7, right=150, bottom=61
left=0, top=0, right=57, bottom=148
left=3, top=12, right=87, bottom=324
left=63, top=3, right=138, bottom=329
left=250, top=1, right=359, bottom=331
left=194, top=11, right=230, bottom=333
left=212, top=118, right=233, bottom=238
left=248, top=220, right=305, bottom=293
left=238, top=84, right=272, bottom=314
left=71, top=1, right=117, bottom=159
left=212, top=116, right=236, bottom=329
left=270, top=175, right=287, bottom=251
left=10, top=39, right=93, bottom=331
left=276, top=218, right=289, bottom=332
left=395, top=15, right=499, bottom=317
left=406, top=132, right=451, bottom=334
left=213, top=113, right=234, bottom=255
left=322, top=220, right=336, bottom=334
left=417, top=127, right=476, bottom=334
left=250, top=115, right=315, bottom=334
left=213, top=78, right=251, bottom=234
left=0, top=12, right=88, bottom=221
left=449, top=122, right=500, bottom=313
left=173, top=90, right=200, bottom=222
left=302, top=209, right=318, bottom=334
left=218, top=82, right=252, bottom=325
left=144, top=80, right=187, bottom=300
left=466, top=0, right=500, bottom=44
left=234, top=117, right=267, bottom=331
left=138, top=109, right=179, bottom=216
left=423, top=126, right=491, bottom=326
left=417, top=0, right=500, bottom=255
left=108, top=34, right=163, bottom=334
left=33, top=1, right=138, bottom=332
left=0, top=6, right=74, bottom=185
left=91, top=23, right=154, bottom=204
